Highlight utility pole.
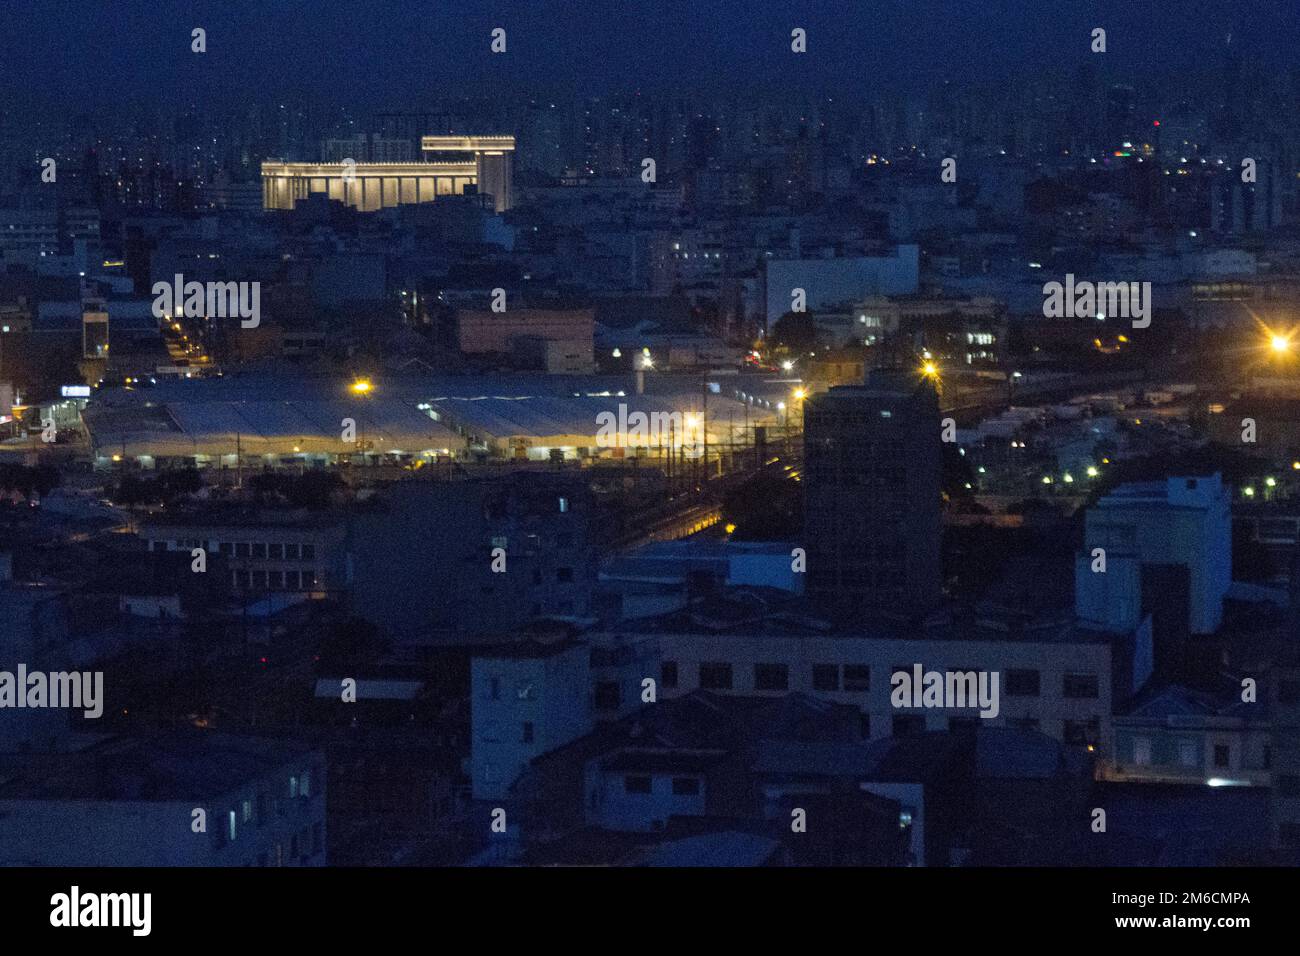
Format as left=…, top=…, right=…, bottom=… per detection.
left=702, top=375, right=710, bottom=484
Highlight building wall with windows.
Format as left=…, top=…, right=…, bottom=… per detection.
left=1269, top=664, right=1300, bottom=851
left=141, top=519, right=346, bottom=595
left=0, top=736, right=326, bottom=866
left=471, top=641, right=593, bottom=801
left=1107, top=717, right=1270, bottom=786
left=651, top=630, right=1112, bottom=748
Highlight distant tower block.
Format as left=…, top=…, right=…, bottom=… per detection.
left=261, top=135, right=515, bottom=213
left=420, top=136, right=515, bottom=213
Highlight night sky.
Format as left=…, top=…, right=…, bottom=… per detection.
left=1, top=0, right=1296, bottom=113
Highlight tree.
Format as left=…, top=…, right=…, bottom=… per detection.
left=771, top=311, right=818, bottom=352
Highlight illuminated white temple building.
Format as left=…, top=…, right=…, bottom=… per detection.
left=262, top=135, right=515, bottom=213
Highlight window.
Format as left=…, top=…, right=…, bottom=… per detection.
left=301, top=770, right=311, bottom=799
left=813, top=664, right=839, bottom=692
left=235, top=542, right=250, bottom=557
left=268, top=543, right=284, bottom=560
left=624, top=775, right=651, bottom=794
left=1006, top=669, right=1040, bottom=697
left=1063, top=674, right=1100, bottom=699
left=301, top=544, right=316, bottom=561
left=1133, top=737, right=1152, bottom=766
left=1214, top=744, right=1230, bottom=769
left=312, top=823, right=322, bottom=855
left=257, top=794, right=266, bottom=825
left=1178, top=741, right=1198, bottom=768
left=558, top=497, right=569, bottom=513
left=289, top=776, right=299, bottom=799
left=843, top=665, right=870, bottom=692
left=661, top=661, right=678, bottom=688
left=490, top=676, right=501, bottom=700
left=285, top=544, right=300, bottom=560
left=522, top=722, right=534, bottom=744
left=242, top=799, right=252, bottom=823
left=671, top=777, right=700, bottom=796
left=1278, top=775, right=1300, bottom=798
left=754, top=663, right=789, bottom=691
left=252, top=543, right=267, bottom=559
left=228, top=810, right=237, bottom=843
left=699, top=663, right=733, bottom=691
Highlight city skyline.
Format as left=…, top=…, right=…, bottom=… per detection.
left=0, top=2, right=1297, bottom=935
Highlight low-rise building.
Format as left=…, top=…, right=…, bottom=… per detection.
left=141, top=508, right=347, bottom=596
left=0, top=732, right=326, bottom=866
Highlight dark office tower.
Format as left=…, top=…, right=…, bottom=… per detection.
left=803, top=369, right=942, bottom=622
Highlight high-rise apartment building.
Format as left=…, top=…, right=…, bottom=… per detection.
left=803, top=369, right=942, bottom=620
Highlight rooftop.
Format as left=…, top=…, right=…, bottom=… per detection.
left=613, top=585, right=1108, bottom=645
left=0, top=731, right=317, bottom=802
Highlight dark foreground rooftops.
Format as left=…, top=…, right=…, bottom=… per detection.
left=0, top=730, right=317, bottom=802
